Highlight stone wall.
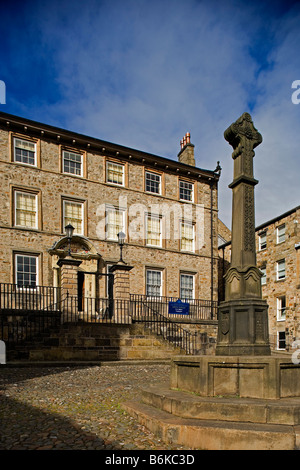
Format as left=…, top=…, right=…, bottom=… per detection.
left=256, top=207, right=300, bottom=349
left=0, top=124, right=219, bottom=302
left=26, top=323, right=191, bottom=362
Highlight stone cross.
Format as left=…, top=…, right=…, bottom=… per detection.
left=225, top=112, right=262, bottom=273
left=216, top=112, right=270, bottom=356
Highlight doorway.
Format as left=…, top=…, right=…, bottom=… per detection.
left=78, top=271, right=85, bottom=311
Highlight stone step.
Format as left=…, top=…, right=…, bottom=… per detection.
left=141, top=386, right=300, bottom=425
left=29, top=346, right=120, bottom=362
left=123, top=400, right=300, bottom=450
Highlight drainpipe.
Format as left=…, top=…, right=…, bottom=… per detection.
left=210, top=180, right=214, bottom=317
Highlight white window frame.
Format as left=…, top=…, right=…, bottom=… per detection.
left=62, top=150, right=83, bottom=177
left=145, top=171, right=161, bottom=195
left=277, top=224, right=285, bottom=244
left=260, top=266, right=266, bottom=285
left=63, top=200, right=84, bottom=235
left=14, top=190, right=38, bottom=229
left=15, top=253, right=39, bottom=288
left=276, top=259, right=286, bottom=281
left=179, top=180, right=194, bottom=202
left=146, top=214, right=162, bottom=247
left=106, top=161, right=125, bottom=186
left=180, top=220, right=195, bottom=253
left=277, top=296, right=286, bottom=321
left=106, top=206, right=126, bottom=241
left=180, top=273, right=195, bottom=300
left=13, top=137, right=37, bottom=167
left=277, top=331, right=286, bottom=350
left=146, top=269, right=163, bottom=298
left=259, top=231, right=267, bottom=251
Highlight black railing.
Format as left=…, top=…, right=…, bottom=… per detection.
left=131, top=299, right=198, bottom=354
left=0, top=284, right=216, bottom=355
left=61, top=294, right=130, bottom=324
left=0, top=283, right=60, bottom=312
left=130, top=294, right=218, bottom=320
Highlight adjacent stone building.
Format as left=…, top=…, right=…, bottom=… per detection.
left=219, top=206, right=300, bottom=351
left=0, top=111, right=220, bottom=307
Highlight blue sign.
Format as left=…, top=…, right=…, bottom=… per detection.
left=168, top=299, right=190, bottom=315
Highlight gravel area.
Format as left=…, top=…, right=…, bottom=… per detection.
left=0, top=363, right=193, bottom=451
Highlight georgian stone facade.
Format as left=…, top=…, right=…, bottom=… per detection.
left=0, top=112, right=220, bottom=305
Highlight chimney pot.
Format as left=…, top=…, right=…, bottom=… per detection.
left=177, top=132, right=195, bottom=166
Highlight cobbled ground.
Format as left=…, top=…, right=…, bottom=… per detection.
left=0, top=363, right=194, bottom=450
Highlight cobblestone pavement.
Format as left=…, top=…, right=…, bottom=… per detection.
left=0, top=363, right=194, bottom=451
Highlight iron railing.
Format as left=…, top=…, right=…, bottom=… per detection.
left=60, top=294, right=130, bottom=324
left=0, top=284, right=217, bottom=354
left=131, top=299, right=198, bottom=354
left=130, top=294, right=218, bottom=320
left=0, top=283, right=60, bottom=312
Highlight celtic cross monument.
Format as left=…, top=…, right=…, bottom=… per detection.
left=216, top=112, right=271, bottom=355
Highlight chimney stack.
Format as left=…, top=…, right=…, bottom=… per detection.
left=178, top=132, right=195, bottom=166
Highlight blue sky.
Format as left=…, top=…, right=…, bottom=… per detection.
left=1, top=0, right=300, bottom=229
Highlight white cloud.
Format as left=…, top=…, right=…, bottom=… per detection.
left=5, top=0, right=300, bottom=229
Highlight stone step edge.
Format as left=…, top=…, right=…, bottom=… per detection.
left=3, top=359, right=172, bottom=367
left=122, top=400, right=300, bottom=450
left=142, top=386, right=300, bottom=426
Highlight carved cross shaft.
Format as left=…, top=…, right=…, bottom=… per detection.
left=224, top=113, right=262, bottom=270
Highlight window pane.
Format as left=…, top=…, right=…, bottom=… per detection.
left=181, top=222, right=194, bottom=252
left=107, top=162, right=124, bottom=185
left=259, top=232, right=267, bottom=250
left=277, top=260, right=285, bottom=280
left=16, top=254, right=37, bottom=287
left=146, top=270, right=162, bottom=297
left=63, top=151, right=82, bottom=176
left=179, top=181, right=193, bottom=201
left=277, top=296, right=286, bottom=320
left=106, top=208, right=124, bottom=240
left=180, top=274, right=194, bottom=300
left=64, top=201, right=83, bottom=234
left=15, top=192, right=37, bottom=228
left=278, top=332, right=286, bottom=349
left=261, top=266, right=266, bottom=285
left=14, top=138, right=36, bottom=165
left=146, top=215, right=161, bottom=246
left=145, top=172, right=161, bottom=194
left=277, top=224, right=285, bottom=243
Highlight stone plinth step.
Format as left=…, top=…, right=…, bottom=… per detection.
left=142, top=386, right=300, bottom=426
left=123, top=400, right=300, bottom=450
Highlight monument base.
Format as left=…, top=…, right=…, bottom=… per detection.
left=124, top=355, right=300, bottom=449
left=216, top=298, right=271, bottom=356
left=170, top=355, right=300, bottom=399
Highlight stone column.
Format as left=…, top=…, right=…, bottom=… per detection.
left=216, top=113, right=270, bottom=356
left=109, top=263, right=133, bottom=323
left=57, top=257, right=82, bottom=321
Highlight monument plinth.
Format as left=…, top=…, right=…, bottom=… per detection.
left=216, top=112, right=270, bottom=356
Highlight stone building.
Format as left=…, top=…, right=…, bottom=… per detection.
left=0, top=111, right=220, bottom=308
left=218, top=206, right=300, bottom=351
